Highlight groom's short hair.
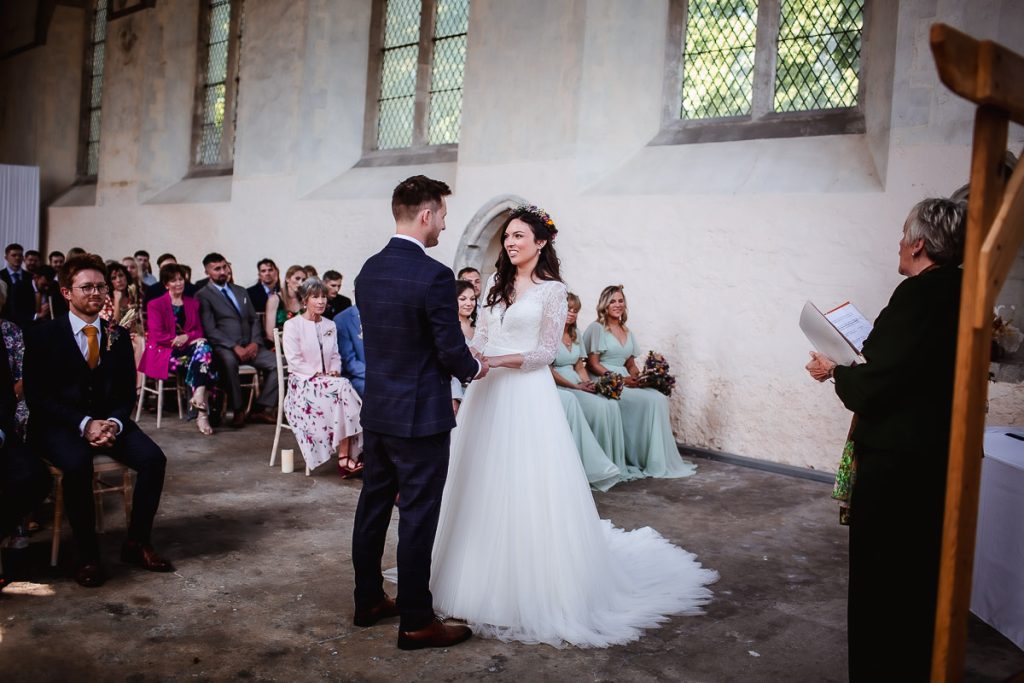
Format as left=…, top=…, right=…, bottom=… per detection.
left=392, top=175, right=451, bottom=221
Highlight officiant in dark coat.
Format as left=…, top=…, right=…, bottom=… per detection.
left=805, top=198, right=966, bottom=682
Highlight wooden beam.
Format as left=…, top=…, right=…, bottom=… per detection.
left=930, top=104, right=1008, bottom=682
left=931, top=24, right=1024, bottom=126
left=975, top=161, right=1024, bottom=328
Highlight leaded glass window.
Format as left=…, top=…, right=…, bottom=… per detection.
left=673, top=0, right=865, bottom=134
left=79, top=0, right=108, bottom=178
left=372, top=0, right=469, bottom=152
left=193, top=0, right=243, bottom=169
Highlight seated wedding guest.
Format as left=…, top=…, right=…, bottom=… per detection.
left=805, top=198, right=965, bottom=682
left=49, top=251, right=65, bottom=270
left=283, top=278, right=363, bottom=477
left=135, top=250, right=157, bottom=286
left=24, top=254, right=174, bottom=587
left=67, top=247, right=87, bottom=259
left=30, top=265, right=57, bottom=322
left=457, top=267, right=482, bottom=317
left=1, top=244, right=35, bottom=328
left=140, top=264, right=218, bottom=436
left=246, top=258, right=279, bottom=317
left=449, top=281, right=478, bottom=415
left=583, top=285, right=694, bottom=478
left=322, top=270, right=352, bottom=319
left=264, top=265, right=307, bottom=345
left=23, top=250, right=41, bottom=273
left=181, top=264, right=192, bottom=284
left=450, top=281, right=478, bottom=416
left=552, top=292, right=636, bottom=488
left=145, top=253, right=198, bottom=302
left=101, top=262, right=141, bottom=324
left=0, top=332, right=49, bottom=591
left=334, top=303, right=364, bottom=397
left=302, top=264, right=319, bottom=278
left=196, top=252, right=278, bottom=427
left=0, top=282, right=29, bottom=434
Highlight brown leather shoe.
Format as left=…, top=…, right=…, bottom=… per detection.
left=397, top=619, right=472, bottom=651
left=229, top=411, right=246, bottom=428
left=75, top=562, right=108, bottom=588
left=353, top=596, right=399, bottom=627
left=246, top=410, right=276, bottom=425
left=121, top=540, right=175, bottom=573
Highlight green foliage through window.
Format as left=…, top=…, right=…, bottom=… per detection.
left=679, top=0, right=864, bottom=121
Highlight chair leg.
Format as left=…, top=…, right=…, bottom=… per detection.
left=176, top=376, right=185, bottom=420
left=51, top=475, right=63, bottom=567
left=123, top=470, right=133, bottom=528
left=155, top=379, right=164, bottom=429
left=135, top=379, right=146, bottom=422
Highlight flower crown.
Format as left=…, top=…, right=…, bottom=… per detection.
left=510, top=204, right=558, bottom=239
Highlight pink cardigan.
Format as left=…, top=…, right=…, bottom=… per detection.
left=282, top=315, right=341, bottom=379
left=138, top=294, right=204, bottom=380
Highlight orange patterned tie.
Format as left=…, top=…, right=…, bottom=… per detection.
left=83, top=325, right=99, bottom=369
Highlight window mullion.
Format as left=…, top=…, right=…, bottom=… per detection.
left=411, top=0, right=437, bottom=148
left=750, top=0, right=780, bottom=119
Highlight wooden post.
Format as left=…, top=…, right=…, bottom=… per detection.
left=928, top=23, right=1024, bottom=681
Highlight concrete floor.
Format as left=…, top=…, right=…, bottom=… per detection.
left=1, top=417, right=1021, bottom=683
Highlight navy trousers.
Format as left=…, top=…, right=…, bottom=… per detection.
left=352, top=429, right=450, bottom=631
left=0, top=438, right=49, bottom=538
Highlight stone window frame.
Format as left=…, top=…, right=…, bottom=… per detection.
left=358, top=0, right=460, bottom=168
left=653, top=0, right=870, bottom=146
left=188, top=0, right=244, bottom=177
left=76, top=0, right=109, bottom=182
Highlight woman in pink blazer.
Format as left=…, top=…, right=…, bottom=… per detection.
left=139, top=264, right=218, bottom=435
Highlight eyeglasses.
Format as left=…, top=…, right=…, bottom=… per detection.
left=72, top=284, right=109, bottom=295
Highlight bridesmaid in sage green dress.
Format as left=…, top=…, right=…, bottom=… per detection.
left=552, top=293, right=642, bottom=485
left=583, top=285, right=695, bottom=478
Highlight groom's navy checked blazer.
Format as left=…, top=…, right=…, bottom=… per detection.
left=355, top=238, right=479, bottom=438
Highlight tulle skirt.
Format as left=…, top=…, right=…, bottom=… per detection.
left=430, top=358, right=718, bottom=648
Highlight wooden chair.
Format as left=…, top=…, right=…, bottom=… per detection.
left=134, top=373, right=185, bottom=428
left=239, top=364, right=260, bottom=413
left=268, top=328, right=308, bottom=475
left=46, top=456, right=134, bottom=567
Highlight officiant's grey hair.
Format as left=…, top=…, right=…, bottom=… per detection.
left=297, top=277, right=329, bottom=302
left=902, top=198, right=967, bottom=266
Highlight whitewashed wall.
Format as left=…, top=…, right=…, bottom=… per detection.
left=2, top=0, right=1023, bottom=471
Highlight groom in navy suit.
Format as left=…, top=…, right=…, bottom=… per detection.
left=351, top=175, right=487, bottom=650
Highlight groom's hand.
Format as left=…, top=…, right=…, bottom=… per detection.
left=474, top=358, right=490, bottom=380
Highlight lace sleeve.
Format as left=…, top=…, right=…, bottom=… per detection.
left=521, top=281, right=568, bottom=372
left=469, top=274, right=496, bottom=356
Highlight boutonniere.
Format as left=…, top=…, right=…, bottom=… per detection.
left=322, top=327, right=335, bottom=338
left=106, top=309, right=138, bottom=350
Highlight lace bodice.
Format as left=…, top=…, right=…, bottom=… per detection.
left=470, top=278, right=568, bottom=372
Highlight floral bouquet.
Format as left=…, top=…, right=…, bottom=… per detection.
left=637, top=351, right=676, bottom=396
left=107, top=308, right=139, bottom=350
left=593, top=372, right=625, bottom=400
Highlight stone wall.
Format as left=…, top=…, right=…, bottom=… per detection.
left=1, top=0, right=1023, bottom=471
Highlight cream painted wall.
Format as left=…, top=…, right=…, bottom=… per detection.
left=2, top=0, right=1023, bottom=471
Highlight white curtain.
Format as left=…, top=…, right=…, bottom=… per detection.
left=0, top=164, right=40, bottom=250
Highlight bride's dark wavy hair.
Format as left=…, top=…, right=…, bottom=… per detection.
left=485, top=206, right=562, bottom=308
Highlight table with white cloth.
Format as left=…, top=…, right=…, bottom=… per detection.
left=971, top=427, right=1024, bottom=651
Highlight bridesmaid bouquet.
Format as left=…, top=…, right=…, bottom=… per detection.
left=637, top=351, right=676, bottom=396
left=593, top=372, right=625, bottom=400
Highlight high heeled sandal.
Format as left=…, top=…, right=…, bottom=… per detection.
left=191, top=400, right=213, bottom=435
left=338, top=454, right=364, bottom=479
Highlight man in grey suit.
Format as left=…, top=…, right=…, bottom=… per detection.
left=195, top=252, right=278, bottom=428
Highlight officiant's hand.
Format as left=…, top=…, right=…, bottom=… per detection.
left=806, top=351, right=836, bottom=382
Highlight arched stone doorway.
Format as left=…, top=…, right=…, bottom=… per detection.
left=453, top=194, right=529, bottom=280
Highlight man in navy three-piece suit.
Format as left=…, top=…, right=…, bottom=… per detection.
left=351, top=175, right=488, bottom=651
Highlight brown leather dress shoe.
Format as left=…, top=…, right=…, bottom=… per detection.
left=75, top=562, right=108, bottom=588
left=229, top=411, right=246, bottom=428
left=246, top=410, right=276, bottom=425
left=121, top=540, right=175, bottom=572
left=353, top=596, right=400, bottom=627
left=397, top=619, right=472, bottom=651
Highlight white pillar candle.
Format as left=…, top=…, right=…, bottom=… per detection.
left=281, top=449, right=295, bottom=474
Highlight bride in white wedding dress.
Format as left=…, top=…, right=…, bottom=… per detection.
left=429, top=206, right=718, bottom=648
